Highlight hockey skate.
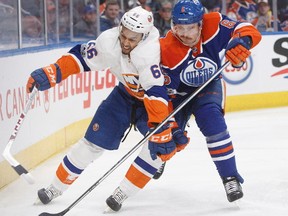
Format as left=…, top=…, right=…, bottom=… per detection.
left=222, top=176, right=243, bottom=202
left=105, top=187, right=128, bottom=212
left=152, top=162, right=166, bottom=179
left=36, top=184, right=62, bottom=204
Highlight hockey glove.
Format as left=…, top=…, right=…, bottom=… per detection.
left=26, top=64, right=62, bottom=93
left=172, top=127, right=190, bottom=152
left=225, top=36, right=252, bottom=68
left=148, top=123, right=177, bottom=162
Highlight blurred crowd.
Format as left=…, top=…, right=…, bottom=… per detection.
left=0, top=0, right=287, bottom=51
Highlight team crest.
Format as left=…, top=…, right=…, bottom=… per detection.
left=122, top=74, right=145, bottom=99
left=93, top=123, right=99, bottom=131
left=180, top=57, right=217, bottom=87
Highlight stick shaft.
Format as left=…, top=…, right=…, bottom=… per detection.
left=39, top=61, right=230, bottom=216
left=2, top=88, right=38, bottom=184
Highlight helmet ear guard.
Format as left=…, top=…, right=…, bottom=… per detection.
left=120, top=6, right=154, bottom=41
left=171, top=0, right=204, bottom=25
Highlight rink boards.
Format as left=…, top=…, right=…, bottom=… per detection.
left=0, top=33, right=287, bottom=188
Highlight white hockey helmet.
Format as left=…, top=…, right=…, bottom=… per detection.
left=120, top=6, right=154, bottom=40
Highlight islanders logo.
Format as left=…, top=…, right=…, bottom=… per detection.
left=122, top=73, right=145, bottom=99
left=180, top=57, right=217, bottom=87
left=221, top=56, right=253, bottom=85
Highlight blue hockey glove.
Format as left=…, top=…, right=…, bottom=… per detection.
left=26, top=64, right=62, bottom=93
left=172, top=127, right=190, bottom=152
left=148, top=123, right=177, bottom=161
left=225, top=36, right=252, bottom=68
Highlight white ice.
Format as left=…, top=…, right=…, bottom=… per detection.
left=0, top=107, right=288, bottom=216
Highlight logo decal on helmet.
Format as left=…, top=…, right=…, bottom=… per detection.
left=181, top=6, right=185, bottom=13
left=148, top=15, right=153, bottom=23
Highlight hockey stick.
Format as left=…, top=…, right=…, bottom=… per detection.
left=2, top=87, right=38, bottom=184
left=39, top=61, right=230, bottom=216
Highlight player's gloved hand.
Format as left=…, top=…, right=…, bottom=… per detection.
left=26, top=64, right=61, bottom=93
left=172, top=127, right=190, bottom=152
left=225, top=36, right=252, bottom=68
left=148, top=122, right=177, bottom=162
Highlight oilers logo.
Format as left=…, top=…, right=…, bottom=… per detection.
left=180, top=57, right=217, bottom=87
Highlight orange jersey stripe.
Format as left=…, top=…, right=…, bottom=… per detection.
left=209, top=145, right=233, bottom=156
left=125, top=164, right=151, bottom=189
left=56, top=163, right=77, bottom=185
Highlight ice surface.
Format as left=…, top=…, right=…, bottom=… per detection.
left=0, top=107, right=288, bottom=216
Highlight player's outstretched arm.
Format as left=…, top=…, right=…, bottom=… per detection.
left=26, top=64, right=61, bottom=93
left=26, top=43, right=92, bottom=93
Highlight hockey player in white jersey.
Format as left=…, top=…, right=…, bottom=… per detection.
left=26, top=6, right=189, bottom=205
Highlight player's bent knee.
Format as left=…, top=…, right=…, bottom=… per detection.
left=67, top=137, right=104, bottom=169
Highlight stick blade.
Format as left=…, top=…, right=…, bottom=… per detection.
left=20, top=172, right=35, bottom=184
left=12, top=164, right=35, bottom=184
left=2, top=151, right=35, bottom=184
left=39, top=212, right=63, bottom=216
left=39, top=209, right=68, bottom=216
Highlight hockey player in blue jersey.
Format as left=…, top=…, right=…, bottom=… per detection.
left=159, top=0, right=261, bottom=204
left=105, top=0, right=262, bottom=212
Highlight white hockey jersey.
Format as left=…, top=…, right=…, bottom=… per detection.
left=83, top=26, right=164, bottom=98
left=55, top=26, right=169, bottom=125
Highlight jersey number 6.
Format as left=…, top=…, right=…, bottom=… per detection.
left=151, top=65, right=162, bottom=78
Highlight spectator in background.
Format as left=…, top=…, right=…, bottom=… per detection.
left=127, top=0, right=152, bottom=11
left=255, top=0, right=282, bottom=32
left=0, top=0, right=42, bottom=47
left=280, top=19, right=288, bottom=32
left=148, top=0, right=162, bottom=14
left=88, top=0, right=106, bottom=13
left=201, top=0, right=222, bottom=13
left=278, top=0, right=288, bottom=22
left=22, top=14, right=42, bottom=41
left=58, top=0, right=81, bottom=40
left=100, top=0, right=123, bottom=32
left=100, top=0, right=106, bottom=13
left=277, top=0, right=288, bottom=31
left=0, top=1, right=19, bottom=49
left=45, top=0, right=58, bottom=43
left=74, top=4, right=97, bottom=39
left=227, top=0, right=258, bottom=25
left=153, top=0, right=172, bottom=37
